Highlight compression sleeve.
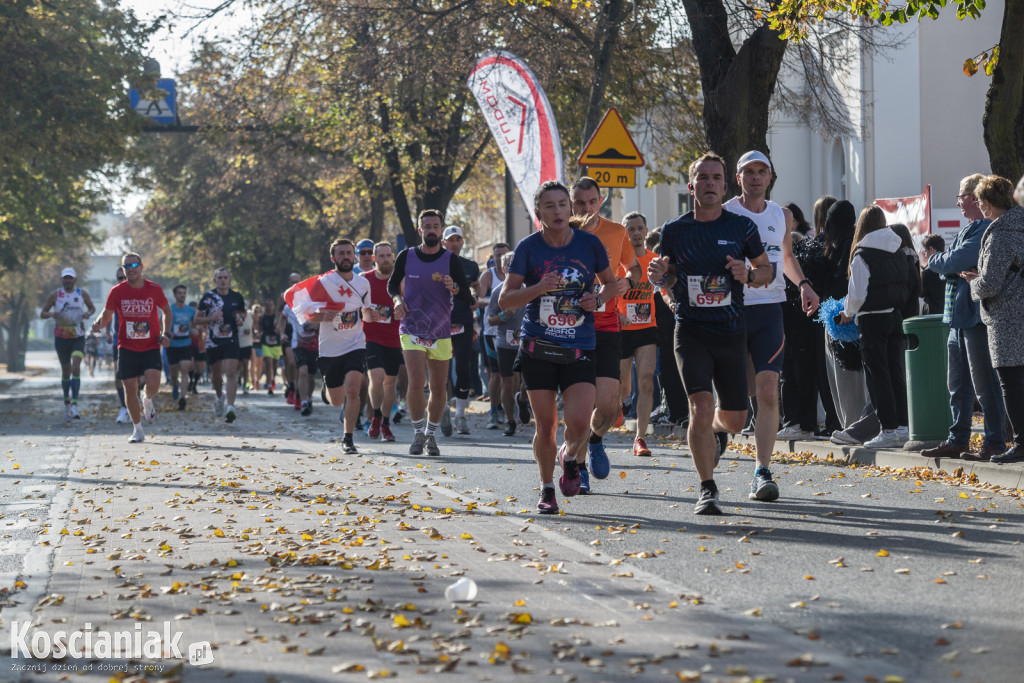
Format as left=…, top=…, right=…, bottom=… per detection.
left=387, top=249, right=408, bottom=299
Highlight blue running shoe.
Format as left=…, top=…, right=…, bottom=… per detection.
left=578, top=466, right=591, bottom=495
left=588, top=439, right=611, bottom=479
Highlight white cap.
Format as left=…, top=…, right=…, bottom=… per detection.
left=61, top=268, right=76, bottom=278
left=736, top=150, right=772, bottom=173
left=442, top=226, right=464, bottom=240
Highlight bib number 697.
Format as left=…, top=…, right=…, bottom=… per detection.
left=696, top=292, right=724, bottom=306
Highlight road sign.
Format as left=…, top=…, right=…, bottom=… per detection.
left=578, top=108, right=644, bottom=168
left=585, top=167, right=636, bottom=189
left=129, top=78, right=176, bottom=125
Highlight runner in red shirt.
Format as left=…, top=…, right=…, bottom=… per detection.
left=361, top=241, right=403, bottom=441
left=91, top=253, right=172, bottom=443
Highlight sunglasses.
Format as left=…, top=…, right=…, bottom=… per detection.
left=359, top=250, right=373, bottom=256
left=123, top=262, right=142, bottom=270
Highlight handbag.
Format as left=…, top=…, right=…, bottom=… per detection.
left=521, top=337, right=582, bottom=365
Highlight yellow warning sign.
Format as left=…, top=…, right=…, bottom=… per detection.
left=585, top=167, right=636, bottom=189
left=578, top=108, right=644, bottom=168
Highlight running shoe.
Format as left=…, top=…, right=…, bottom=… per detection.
left=343, top=438, right=358, bottom=454
left=178, top=397, right=187, bottom=411
left=241, top=383, right=248, bottom=395
left=558, top=444, right=581, bottom=497
left=64, top=404, right=73, bottom=421
left=293, top=395, right=302, bottom=411
left=749, top=466, right=780, bottom=502
left=172, top=385, right=179, bottom=400
left=714, top=432, right=728, bottom=467
left=486, top=411, right=501, bottom=430
left=128, top=426, right=145, bottom=444
left=225, top=407, right=236, bottom=424
left=380, top=423, right=396, bottom=442
left=830, top=429, right=861, bottom=445
left=614, top=405, right=625, bottom=429
left=409, top=432, right=426, bottom=455
left=143, top=399, right=156, bottom=425
left=454, top=415, right=470, bottom=435
left=578, top=466, right=591, bottom=495
left=632, top=437, right=651, bottom=457
left=368, top=415, right=382, bottom=438
left=320, top=383, right=330, bottom=405
left=425, top=434, right=441, bottom=457
left=777, top=425, right=814, bottom=440
left=116, top=407, right=130, bottom=424
left=537, top=487, right=559, bottom=514
left=392, top=407, right=405, bottom=424
left=268, top=385, right=275, bottom=397
left=694, top=486, right=723, bottom=515
left=864, top=430, right=900, bottom=449
left=214, top=396, right=226, bottom=417
left=588, top=439, right=611, bottom=479
left=503, top=421, right=516, bottom=437
left=515, top=392, right=531, bottom=425
left=440, top=407, right=453, bottom=437
left=301, top=400, right=312, bottom=417
left=69, top=404, right=81, bottom=419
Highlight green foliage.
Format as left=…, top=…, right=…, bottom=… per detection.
left=0, top=0, right=157, bottom=272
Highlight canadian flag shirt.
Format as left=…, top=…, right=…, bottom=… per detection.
left=314, top=271, right=370, bottom=357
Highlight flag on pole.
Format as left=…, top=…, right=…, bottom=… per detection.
left=468, top=51, right=564, bottom=228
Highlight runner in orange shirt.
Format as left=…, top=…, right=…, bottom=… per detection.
left=570, top=177, right=641, bottom=493
left=616, top=212, right=659, bottom=457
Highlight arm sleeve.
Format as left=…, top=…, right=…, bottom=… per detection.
left=843, top=255, right=869, bottom=316
left=927, top=227, right=983, bottom=275
left=448, top=255, right=475, bottom=307
left=387, top=250, right=408, bottom=298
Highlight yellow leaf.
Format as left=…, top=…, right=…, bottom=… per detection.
left=514, top=599, right=526, bottom=606
left=668, top=601, right=678, bottom=608
left=301, top=533, right=314, bottom=541
left=214, top=529, right=225, bottom=538
left=619, top=471, right=627, bottom=479
left=392, top=614, right=411, bottom=628
left=512, top=612, right=532, bottom=624
left=461, top=533, right=473, bottom=540
left=958, top=492, right=969, bottom=498
left=876, top=549, right=890, bottom=557
left=60, top=528, right=69, bottom=535
left=804, top=575, right=815, bottom=580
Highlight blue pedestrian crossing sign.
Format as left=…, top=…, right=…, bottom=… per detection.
left=129, top=78, right=176, bottom=125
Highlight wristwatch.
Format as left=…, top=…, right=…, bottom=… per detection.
left=746, top=268, right=755, bottom=284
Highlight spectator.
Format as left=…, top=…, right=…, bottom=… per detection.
left=785, top=202, right=813, bottom=242
left=920, top=234, right=946, bottom=315
left=889, top=223, right=923, bottom=319
left=964, top=174, right=1024, bottom=463
left=922, top=174, right=1005, bottom=460
left=812, top=195, right=838, bottom=237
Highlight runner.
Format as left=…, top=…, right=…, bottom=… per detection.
left=388, top=209, right=475, bottom=457
left=189, top=309, right=206, bottom=395
left=167, top=285, right=195, bottom=410
left=41, top=267, right=96, bottom=420
left=289, top=239, right=375, bottom=454
left=442, top=226, right=481, bottom=436
left=290, top=305, right=319, bottom=416
left=238, top=303, right=254, bottom=395
left=485, top=251, right=527, bottom=436
left=617, top=212, right=659, bottom=459
left=362, top=241, right=402, bottom=441
left=249, top=303, right=263, bottom=393
left=354, top=239, right=376, bottom=274
left=90, top=253, right=172, bottom=443
left=478, top=242, right=511, bottom=429
left=500, top=180, right=616, bottom=514
left=104, top=268, right=131, bottom=423
left=281, top=273, right=301, bottom=405
left=195, top=268, right=246, bottom=423
left=648, top=153, right=772, bottom=515
left=724, top=151, right=820, bottom=503
left=260, top=298, right=281, bottom=393
left=570, top=177, right=639, bottom=492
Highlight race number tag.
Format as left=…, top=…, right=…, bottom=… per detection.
left=626, top=303, right=652, bottom=324
left=376, top=305, right=392, bottom=324
left=333, top=311, right=360, bottom=331
left=173, top=323, right=189, bottom=337
left=410, top=335, right=438, bottom=350
left=126, top=321, right=150, bottom=340
left=451, top=324, right=465, bottom=336
left=264, top=334, right=279, bottom=346
left=213, top=322, right=233, bottom=338
left=539, top=296, right=583, bottom=329
left=505, top=329, right=520, bottom=346
left=687, top=275, right=732, bottom=308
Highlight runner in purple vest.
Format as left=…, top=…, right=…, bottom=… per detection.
left=388, top=209, right=475, bottom=457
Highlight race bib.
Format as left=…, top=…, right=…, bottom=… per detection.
left=213, top=322, right=233, bottom=338
left=539, top=296, right=584, bottom=329
left=687, top=275, right=732, bottom=308
left=626, top=302, right=652, bottom=324
left=451, top=324, right=465, bottom=336
left=263, top=334, right=279, bottom=346
left=333, top=310, right=360, bottom=331
left=410, top=335, right=438, bottom=349
left=126, top=321, right=150, bottom=340
left=375, top=305, right=392, bottom=324
left=173, top=323, right=190, bottom=337
left=505, top=329, right=520, bottom=346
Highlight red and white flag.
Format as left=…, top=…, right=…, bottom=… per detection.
left=875, top=185, right=931, bottom=247
left=284, top=271, right=347, bottom=325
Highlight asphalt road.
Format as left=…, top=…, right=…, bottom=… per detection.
left=1, top=352, right=1021, bottom=682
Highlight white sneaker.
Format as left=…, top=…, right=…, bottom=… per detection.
left=830, top=429, right=861, bottom=445
left=143, top=399, right=156, bottom=425
left=214, top=396, right=225, bottom=417
left=115, top=407, right=130, bottom=424
left=895, top=426, right=910, bottom=445
left=777, top=425, right=814, bottom=440
left=864, top=430, right=901, bottom=449
left=128, top=425, right=145, bottom=443
left=69, top=404, right=81, bottom=419
left=64, top=404, right=73, bottom=421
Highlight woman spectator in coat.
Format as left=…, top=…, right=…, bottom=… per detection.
left=963, top=174, right=1024, bottom=463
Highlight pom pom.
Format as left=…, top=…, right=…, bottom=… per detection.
left=816, top=297, right=860, bottom=343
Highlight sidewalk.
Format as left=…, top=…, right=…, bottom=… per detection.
left=647, top=421, right=1024, bottom=490
left=0, top=392, right=902, bottom=682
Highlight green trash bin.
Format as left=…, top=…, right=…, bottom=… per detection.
left=903, top=314, right=952, bottom=442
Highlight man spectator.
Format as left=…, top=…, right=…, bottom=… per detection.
left=922, top=174, right=1006, bottom=461
left=920, top=234, right=946, bottom=316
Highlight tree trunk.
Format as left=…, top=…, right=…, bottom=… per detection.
left=5, top=293, right=29, bottom=372
left=581, top=0, right=628, bottom=150
left=680, top=0, right=788, bottom=197
left=983, top=0, right=1024, bottom=183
